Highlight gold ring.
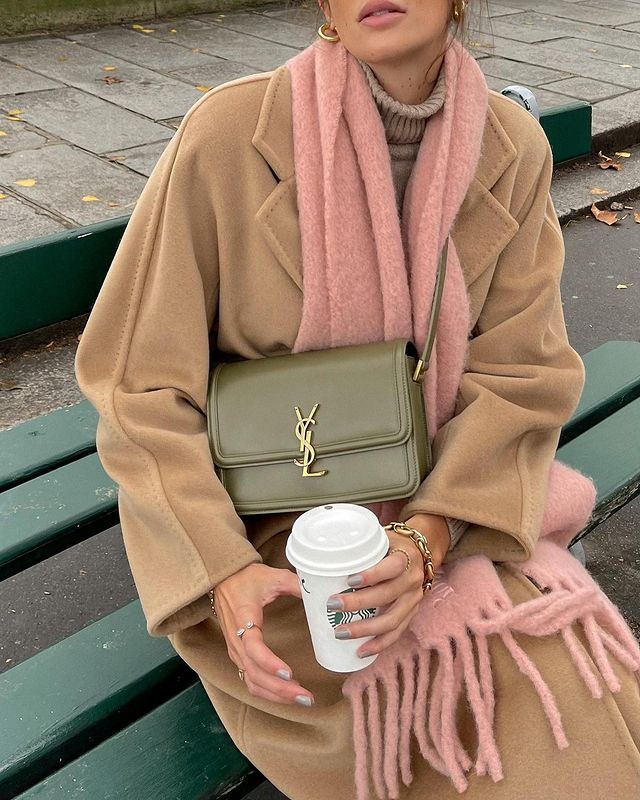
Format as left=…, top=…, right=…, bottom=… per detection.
left=389, top=547, right=411, bottom=572
left=238, top=669, right=245, bottom=681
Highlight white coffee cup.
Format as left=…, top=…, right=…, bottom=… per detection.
left=285, top=503, right=389, bottom=673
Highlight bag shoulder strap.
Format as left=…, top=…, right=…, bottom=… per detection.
left=412, top=236, right=449, bottom=383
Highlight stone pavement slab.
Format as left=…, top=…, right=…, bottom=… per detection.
left=538, top=76, right=627, bottom=104
left=0, top=37, right=204, bottom=120
left=106, top=140, right=171, bottom=177
left=168, top=58, right=258, bottom=90
left=72, top=25, right=220, bottom=71
left=0, top=64, right=62, bottom=96
left=0, top=143, right=148, bottom=225
left=195, top=9, right=317, bottom=49
left=0, top=123, right=49, bottom=155
left=0, top=195, right=65, bottom=246
left=0, top=87, right=172, bottom=152
left=147, top=17, right=301, bottom=71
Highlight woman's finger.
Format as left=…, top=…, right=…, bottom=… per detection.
left=242, top=629, right=315, bottom=703
left=333, top=587, right=422, bottom=641
left=327, top=573, right=408, bottom=613
left=347, top=548, right=414, bottom=588
left=356, top=608, right=416, bottom=658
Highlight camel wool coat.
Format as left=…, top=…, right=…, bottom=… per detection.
left=74, top=64, right=640, bottom=799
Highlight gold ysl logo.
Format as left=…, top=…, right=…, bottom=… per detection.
left=294, top=404, right=328, bottom=477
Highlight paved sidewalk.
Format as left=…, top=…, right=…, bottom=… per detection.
left=3, top=0, right=640, bottom=245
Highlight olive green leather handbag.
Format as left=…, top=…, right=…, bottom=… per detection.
left=206, top=239, right=449, bottom=515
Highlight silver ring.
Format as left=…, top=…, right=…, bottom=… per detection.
left=236, top=620, right=259, bottom=639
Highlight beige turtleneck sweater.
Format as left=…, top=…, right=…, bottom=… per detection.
left=357, top=59, right=469, bottom=551
left=357, top=58, right=447, bottom=212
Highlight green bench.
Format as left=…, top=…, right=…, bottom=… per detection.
left=2, top=339, right=640, bottom=799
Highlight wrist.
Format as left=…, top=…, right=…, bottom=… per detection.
left=404, top=513, right=450, bottom=564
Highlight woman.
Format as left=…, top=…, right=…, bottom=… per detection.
left=74, top=1, right=640, bottom=798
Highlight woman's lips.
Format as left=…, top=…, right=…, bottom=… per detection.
left=359, top=10, right=406, bottom=27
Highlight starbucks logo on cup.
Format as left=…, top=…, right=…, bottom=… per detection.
left=327, top=588, right=376, bottom=628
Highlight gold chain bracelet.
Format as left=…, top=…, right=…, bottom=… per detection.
left=384, top=522, right=435, bottom=591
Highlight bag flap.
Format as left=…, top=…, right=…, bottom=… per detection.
left=207, top=339, right=418, bottom=467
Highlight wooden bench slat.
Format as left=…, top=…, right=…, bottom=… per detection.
left=558, top=397, right=640, bottom=534
left=15, top=683, right=262, bottom=800
left=0, top=453, right=118, bottom=580
left=560, top=340, right=640, bottom=445
left=1, top=600, right=195, bottom=798
left=0, top=401, right=99, bottom=492
left=0, top=219, right=127, bottom=341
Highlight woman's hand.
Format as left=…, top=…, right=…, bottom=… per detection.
left=213, top=563, right=315, bottom=706
left=326, top=514, right=450, bottom=659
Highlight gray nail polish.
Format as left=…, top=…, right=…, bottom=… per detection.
left=326, top=597, right=343, bottom=611
left=277, top=669, right=292, bottom=680
left=295, top=695, right=314, bottom=707
left=347, top=575, right=364, bottom=587
left=335, top=629, right=352, bottom=639
left=359, top=651, right=372, bottom=659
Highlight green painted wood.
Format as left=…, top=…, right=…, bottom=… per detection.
left=560, top=340, right=640, bottom=445
left=558, top=397, right=640, bottom=539
left=0, top=218, right=127, bottom=341
left=0, top=453, right=117, bottom=580
left=539, top=101, right=592, bottom=165
left=15, top=682, right=262, bottom=800
left=0, top=401, right=99, bottom=491
left=0, top=601, right=196, bottom=798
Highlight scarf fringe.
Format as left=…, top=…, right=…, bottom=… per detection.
left=343, top=585, right=640, bottom=800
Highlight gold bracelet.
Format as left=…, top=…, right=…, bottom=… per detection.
left=384, top=522, right=435, bottom=591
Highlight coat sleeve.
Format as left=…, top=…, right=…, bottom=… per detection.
left=74, top=96, right=262, bottom=638
left=398, top=133, right=584, bottom=563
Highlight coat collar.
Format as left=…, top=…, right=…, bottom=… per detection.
left=252, top=63, right=520, bottom=293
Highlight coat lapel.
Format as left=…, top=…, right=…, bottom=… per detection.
left=252, top=64, right=521, bottom=294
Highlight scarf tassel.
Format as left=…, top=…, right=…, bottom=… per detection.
left=344, top=587, right=640, bottom=800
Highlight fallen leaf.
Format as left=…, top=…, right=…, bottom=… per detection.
left=7, top=108, right=22, bottom=116
left=15, top=178, right=36, bottom=187
left=590, top=187, right=609, bottom=195
left=615, top=151, right=631, bottom=158
left=170, top=28, right=177, bottom=32
left=141, top=28, right=155, bottom=33
left=591, top=203, right=619, bottom=225
left=100, top=75, right=123, bottom=84
left=0, top=379, right=22, bottom=391
left=82, top=195, right=100, bottom=202
left=0, top=193, right=8, bottom=200
left=195, top=85, right=212, bottom=92
left=587, top=47, right=599, bottom=53
left=0, top=130, right=7, bottom=136
left=102, top=65, right=118, bottom=71
left=5, top=116, right=22, bottom=122
left=619, top=64, right=634, bottom=68
left=598, top=159, right=622, bottom=171
left=131, top=23, right=145, bottom=29
left=107, top=201, right=120, bottom=207
left=108, top=154, right=127, bottom=161
left=616, top=284, right=629, bottom=289
left=634, top=212, right=640, bottom=223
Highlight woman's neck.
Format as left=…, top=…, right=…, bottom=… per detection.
left=359, top=49, right=445, bottom=105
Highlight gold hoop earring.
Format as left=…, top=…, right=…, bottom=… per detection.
left=318, top=21, right=340, bottom=42
left=452, top=0, right=467, bottom=23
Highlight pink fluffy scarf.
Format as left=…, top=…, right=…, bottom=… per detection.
left=284, top=36, right=640, bottom=799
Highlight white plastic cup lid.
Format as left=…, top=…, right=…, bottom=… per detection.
left=286, top=503, right=388, bottom=576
